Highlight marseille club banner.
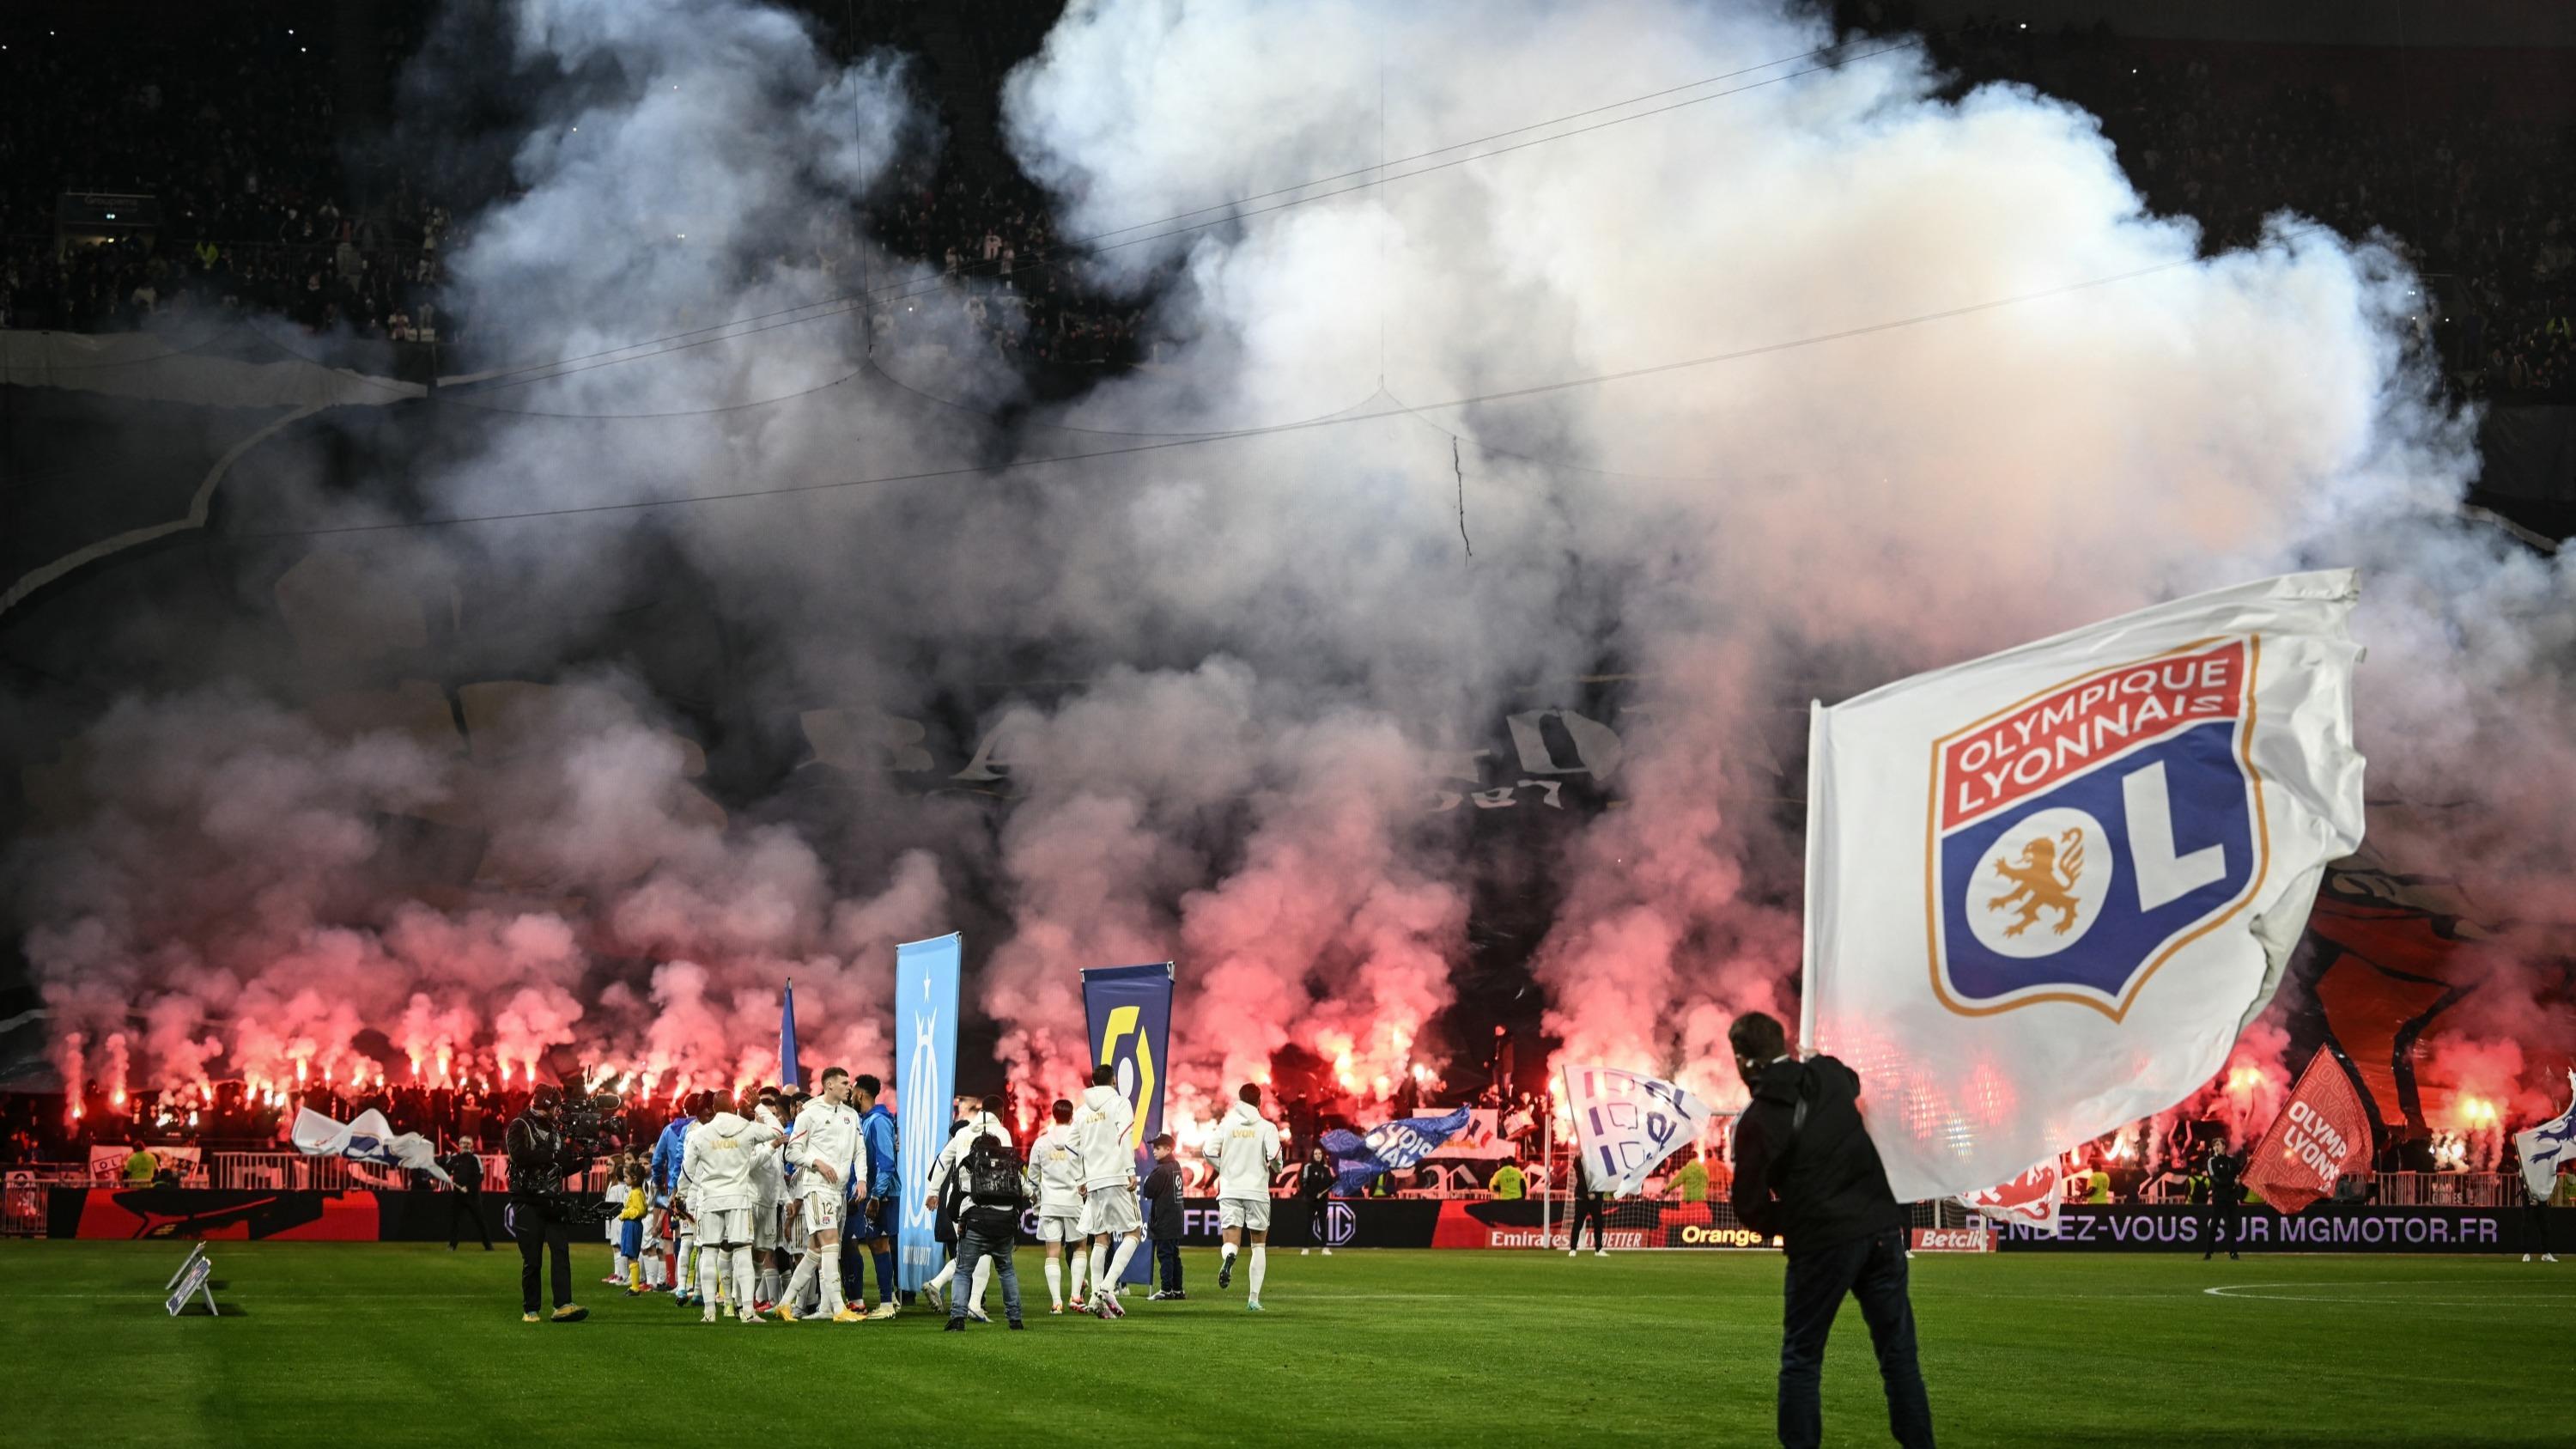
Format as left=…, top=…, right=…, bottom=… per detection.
left=2514, top=1073, right=2576, bottom=1201
left=1084, top=961, right=1174, bottom=1285
left=1960, top=1158, right=2063, bottom=1236
left=1562, top=1068, right=1715, bottom=1196
left=1803, top=571, right=2366, bottom=1201
left=894, top=934, right=961, bottom=1290
left=2244, top=1049, right=2372, bottom=1215
left=1322, top=1105, right=1475, bottom=1196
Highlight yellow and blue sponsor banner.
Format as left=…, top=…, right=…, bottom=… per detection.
left=894, top=934, right=961, bottom=1290
left=1083, top=960, right=1174, bottom=1284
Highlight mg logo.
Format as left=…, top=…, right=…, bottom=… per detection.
left=1322, top=1201, right=1358, bottom=1247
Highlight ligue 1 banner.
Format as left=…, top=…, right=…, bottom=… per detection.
left=1084, top=960, right=1175, bottom=1285
left=1803, top=571, right=2367, bottom=1202
left=893, top=933, right=961, bottom=1291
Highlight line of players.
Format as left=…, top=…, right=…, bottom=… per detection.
left=638, top=1064, right=1285, bottom=1324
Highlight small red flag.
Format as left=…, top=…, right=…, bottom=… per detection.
left=2244, top=1050, right=2372, bottom=1215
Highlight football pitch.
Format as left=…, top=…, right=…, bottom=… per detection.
left=3, top=1241, right=2565, bottom=1447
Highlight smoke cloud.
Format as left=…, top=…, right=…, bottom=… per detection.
left=12, top=0, right=2572, bottom=1137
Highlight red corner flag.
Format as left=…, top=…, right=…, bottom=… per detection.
left=2244, top=1050, right=2372, bottom=1215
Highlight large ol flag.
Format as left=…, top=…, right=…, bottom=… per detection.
left=2244, top=1050, right=2372, bottom=1213
left=1803, top=571, right=2366, bottom=1201
left=1563, top=1068, right=1716, bottom=1196
left=894, top=934, right=960, bottom=1291
left=2512, top=1073, right=2576, bottom=1201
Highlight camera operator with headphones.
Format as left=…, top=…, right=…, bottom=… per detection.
left=505, top=1084, right=592, bottom=1324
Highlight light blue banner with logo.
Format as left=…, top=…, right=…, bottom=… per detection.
left=894, top=934, right=961, bottom=1290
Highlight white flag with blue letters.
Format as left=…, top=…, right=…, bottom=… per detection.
left=1563, top=1067, right=1715, bottom=1197
left=1802, top=571, right=2366, bottom=1202
left=2515, top=1073, right=2576, bottom=1201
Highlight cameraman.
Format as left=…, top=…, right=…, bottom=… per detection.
left=504, top=1085, right=592, bottom=1324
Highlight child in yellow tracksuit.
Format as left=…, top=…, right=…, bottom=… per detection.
left=620, top=1163, right=650, bottom=1294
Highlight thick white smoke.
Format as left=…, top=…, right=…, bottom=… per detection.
left=16, top=0, right=2573, bottom=1130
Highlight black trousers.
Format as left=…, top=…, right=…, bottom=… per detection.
left=447, top=1184, right=490, bottom=1248
left=2199, top=1200, right=2241, bottom=1257
left=1571, top=1196, right=1607, bottom=1251
left=1153, top=1237, right=1183, bottom=1290
left=1303, top=1196, right=1332, bottom=1245
left=1777, top=1227, right=1934, bottom=1449
left=509, top=1198, right=574, bottom=1314
left=2530, top=1202, right=2552, bottom=1254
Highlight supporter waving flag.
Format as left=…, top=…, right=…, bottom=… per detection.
left=1321, top=1105, right=1473, bottom=1196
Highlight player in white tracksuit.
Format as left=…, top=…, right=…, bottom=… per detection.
left=1029, top=1099, right=1088, bottom=1313
left=750, top=1097, right=787, bottom=1306
left=1205, top=1084, right=1285, bottom=1310
left=779, top=1068, right=867, bottom=1323
left=921, top=1105, right=1012, bottom=1320
left=679, top=1093, right=784, bottom=1324
left=1071, top=1067, right=1143, bottom=1318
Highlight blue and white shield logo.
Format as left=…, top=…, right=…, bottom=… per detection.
left=1926, top=639, right=2269, bottom=1019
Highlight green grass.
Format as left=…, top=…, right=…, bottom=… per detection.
left=3, top=1239, right=2566, bottom=1446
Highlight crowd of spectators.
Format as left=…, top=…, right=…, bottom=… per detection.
left=0, top=15, right=454, bottom=341
left=9, top=8, right=2556, bottom=399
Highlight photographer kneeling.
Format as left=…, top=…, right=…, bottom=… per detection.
left=505, top=1085, right=592, bottom=1324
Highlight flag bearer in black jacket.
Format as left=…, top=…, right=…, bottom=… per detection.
left=1727, top=1010, right=1933, bottom=1449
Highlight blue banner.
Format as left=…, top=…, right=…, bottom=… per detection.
left=1321, top=1105, right=1473, bottom=1196
left=894, top=934, right=960, bottom=1291
left=778, top=978, right=802, bottom=1091
left=1083, top=961, right=1174, bottom=1284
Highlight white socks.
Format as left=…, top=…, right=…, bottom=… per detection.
left=758, top=1264, right=780, bottom=1305
left=1105, top=1234, right=1140, bottom=1294
left=1090, top=1240, right=1111, bottom=1298
left=1044, top=1255, right=1064, bottom=1308
left=784, top=1251, right=818, bottom=1312
left=927, top=1257, right=957, bottom=1294
left=1222, top=1242, right=1239, bottom=1267
left=1068, top=1246, right=1090, bottom=1301
left=732, top=1247, right=758, bottom=1318
left=1249, top=1245, right=1267, bottom=1300
left=698, top=1245, right=722, bottom=1312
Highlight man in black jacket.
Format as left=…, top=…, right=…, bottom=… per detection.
left=2198, top=1147, right=2245, bottom=1261
left=441, top=1145, right=491, bottom=1251
left=502, top=1086, right=589, bottom=1324
left=1728, top=1011, right=1932, bottom=1449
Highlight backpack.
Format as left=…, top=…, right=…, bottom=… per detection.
left=960, top=1132, right=1026, bottom=1234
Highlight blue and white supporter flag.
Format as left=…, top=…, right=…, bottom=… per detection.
left=2515, top=1072, right=2576, bottom=1200
left=1563, top=1067, right=1714, bottom=1196
left=291, top=1106, right=452, bottom=1184
left=1321, top=1105, right=1473, bottom=1196
left=1803, top=571, right=2366, bottom=1202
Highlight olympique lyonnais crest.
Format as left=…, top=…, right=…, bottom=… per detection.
left=1928, top=638, right=2266, bottom=1019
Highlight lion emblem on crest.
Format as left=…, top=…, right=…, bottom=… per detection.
left=1986, top=826, right=2087, bottom=938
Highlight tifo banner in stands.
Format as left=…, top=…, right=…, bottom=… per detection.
left=87, top=1145, right=204, bottom=1181
left=1992, top=1205, right=2561, bottom=1253
left=1425, top=1109, right=1506, bottom=1160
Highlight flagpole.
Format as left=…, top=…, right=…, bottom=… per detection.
left=1541, top=1072, right=1555, bottom=1251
